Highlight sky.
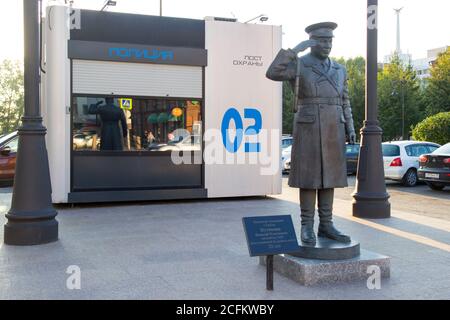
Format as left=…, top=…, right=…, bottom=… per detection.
left=0, top=0, right=448, bottom=62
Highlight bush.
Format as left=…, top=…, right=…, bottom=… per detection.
left=412, top=112, right=450, bottom=145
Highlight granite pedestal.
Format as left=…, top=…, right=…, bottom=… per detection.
left=260, top=248, right=390, bottom=286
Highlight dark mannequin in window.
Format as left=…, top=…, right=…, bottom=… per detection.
left=89, top=97, right=128, bottom=151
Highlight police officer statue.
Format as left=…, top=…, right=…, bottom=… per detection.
left=266, top=22, right=356, bottom=245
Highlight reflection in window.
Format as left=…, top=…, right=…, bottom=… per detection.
left=72, top=97, right=202, bottom=152
left=382, top=145, right=400, bottom=157
left=345, top=144, right=360, bottom=154
left=427, top=145, right=439, bottom=153
left=405, top=145, right=429, bottom=157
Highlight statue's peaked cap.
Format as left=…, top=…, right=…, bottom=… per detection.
left=305, top=22, right=337, bottom=37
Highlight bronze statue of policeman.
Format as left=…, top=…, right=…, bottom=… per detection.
left=266, top=22, right=356, bottom=245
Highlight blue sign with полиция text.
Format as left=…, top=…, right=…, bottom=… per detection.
left=242, top=215, right=300, bottom=257
left=109, top=47, right=174, bottom=61
left=68, top=40, right=208, bottom=67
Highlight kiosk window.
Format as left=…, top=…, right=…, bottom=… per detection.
left=72, top=97, right=202, bottom=152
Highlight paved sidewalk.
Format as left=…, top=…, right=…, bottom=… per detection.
left=0, top=183, right=449, bottom=300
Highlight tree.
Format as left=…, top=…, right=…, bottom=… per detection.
left=335, top=57, right=366, bottom=136
left=0, top=60, right=24, bottom=134
left=423, top=47, right=450, bottom=116
left=378, top=54, right=424, bottom=141
left=412, top=112, right=450, bottom=145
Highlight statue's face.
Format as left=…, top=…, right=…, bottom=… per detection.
left=310, top=37, right=333, bottom=60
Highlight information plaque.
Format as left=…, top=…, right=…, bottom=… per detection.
left=242, top=215, right=299, bottom=257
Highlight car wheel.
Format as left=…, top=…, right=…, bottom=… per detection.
left=426, top=182, right=445, bottom=191
left=402, top=168, right=418, bottom=187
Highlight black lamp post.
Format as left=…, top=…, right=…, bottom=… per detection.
left=352, top=0, right=391, bottom=219
left=4, top=0, right=58, bottom=245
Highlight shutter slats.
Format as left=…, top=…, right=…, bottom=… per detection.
left=73, top=60, right=202, bottom=98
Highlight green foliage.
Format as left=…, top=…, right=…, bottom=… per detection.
left=335, top=57, right=366, bottom=135
left=423, top=47, right=450, bottom=116
left=378, top=54, right=424, bottom=141
left=412, top=112, right=450, bottom=145
left=0, top=60, right=24, bottom=134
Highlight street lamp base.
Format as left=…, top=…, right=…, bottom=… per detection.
left=352, top=194, right=391, bottom=219
left=4, top=118, right=59, bottom=246
left=4, top=217, right=58, bottom=246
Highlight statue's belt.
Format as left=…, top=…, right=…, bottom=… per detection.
left=298, top=97, right=343, bottom=105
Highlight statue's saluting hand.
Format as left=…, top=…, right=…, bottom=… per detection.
left=292, top=39, right=318, bottom=54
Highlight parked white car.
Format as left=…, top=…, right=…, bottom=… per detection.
left=382, top=141, right=441, bottom=187
left=282, top=146, right=291, bottom=173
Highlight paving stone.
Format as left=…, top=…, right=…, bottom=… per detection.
left=0, top=183, right=449, bottom=299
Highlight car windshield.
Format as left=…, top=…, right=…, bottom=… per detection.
left=0, top=131, right=17, bottom=145
left=433, top=143, right=450, bottom=155
left=282, top=138, right=292, bottom=148
left=382, top=144, right=400, bottom=157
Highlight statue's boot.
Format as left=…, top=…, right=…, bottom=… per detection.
left=317, top=188, right=351, bottom=243
left=300, top=189, right=317, bottom=245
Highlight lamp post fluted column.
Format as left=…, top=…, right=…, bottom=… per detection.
left=4, top=0, right=58, bottom=245
left=352, top=0, right=391, bottom=219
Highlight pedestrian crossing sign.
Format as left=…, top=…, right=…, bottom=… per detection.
left=119, top=98, right=133, bottom=110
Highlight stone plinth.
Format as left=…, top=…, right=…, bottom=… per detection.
left=260, top=249, right=390, bottom=286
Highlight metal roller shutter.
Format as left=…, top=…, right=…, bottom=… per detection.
left=72, top=60, right=202, bottom=98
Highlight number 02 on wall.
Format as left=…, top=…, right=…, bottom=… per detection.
left=221, top=108, right=262, bottom=153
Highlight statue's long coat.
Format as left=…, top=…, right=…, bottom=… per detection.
left=267, top=50, right=355, bottom=189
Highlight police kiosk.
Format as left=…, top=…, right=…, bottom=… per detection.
left=42, top=5, right=282, bottom=203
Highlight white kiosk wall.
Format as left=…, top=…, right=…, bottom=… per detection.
left=44, top=5, right=71, bottom=203
left=204, top=21, right=283, bottom=198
